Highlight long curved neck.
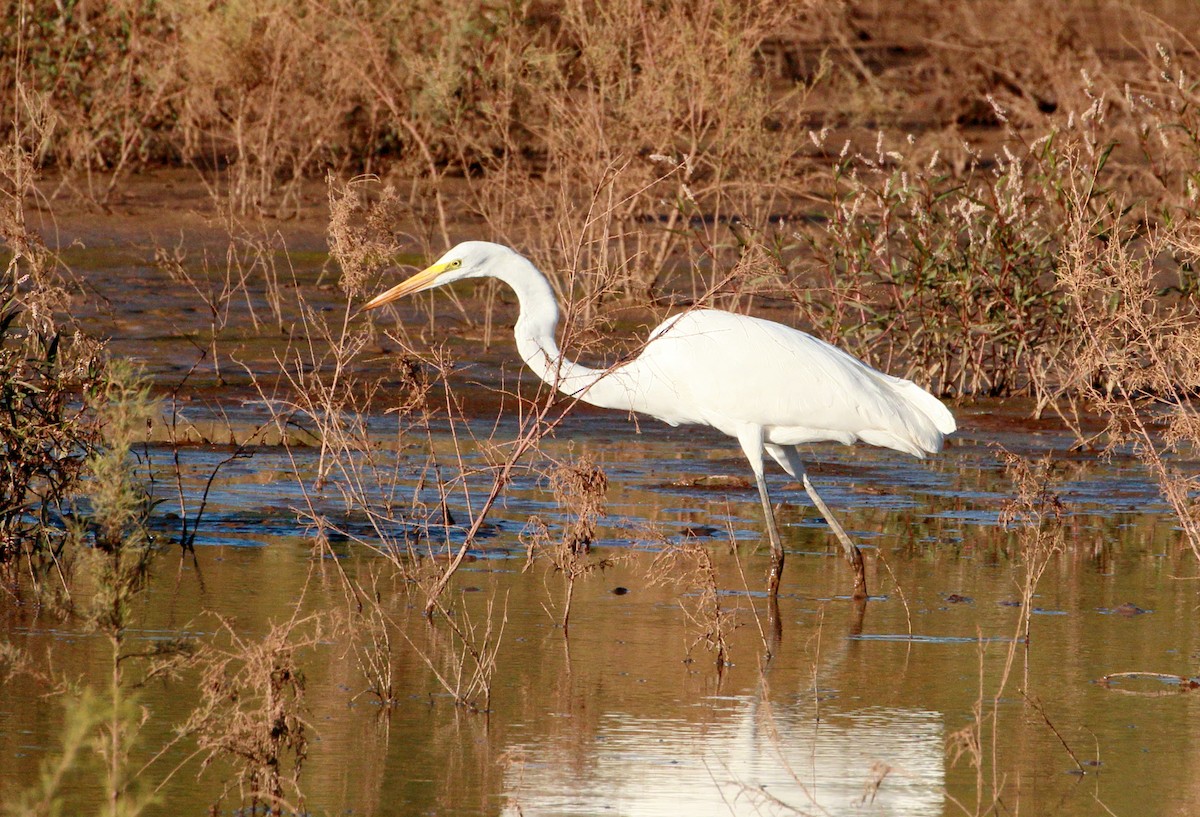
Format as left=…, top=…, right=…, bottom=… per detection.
left=495, top=257, right=633, bottom=411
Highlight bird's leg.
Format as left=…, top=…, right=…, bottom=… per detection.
left=754, top=468, right=785, bottom=653
left=738, top=428, right=786, bottom=600
left=802, top=475, right=868, bottom=601
left=753, top=469, right=786, bottom=599
left=766, top=593, right=783, bottom=659
left=768, top=444, right=867, bottom=601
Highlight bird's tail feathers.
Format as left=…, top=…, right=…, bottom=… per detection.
left=863, top=375, right=956, bottom=457
left=889, top=378, right=957, bottom=435
left=858, top=428, right=932, bottom=459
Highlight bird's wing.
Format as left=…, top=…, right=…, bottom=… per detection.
left=624, top=310, right=951, bottom=456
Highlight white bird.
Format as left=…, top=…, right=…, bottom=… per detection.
left=364, top=241, right=956, bottom=601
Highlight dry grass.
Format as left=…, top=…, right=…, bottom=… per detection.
left=521, top=456, right=612, bottom=634
left=649, top=538, right=739, bottom=671
left=8, top=1, right=1200, bottom=403
left=1046, top=165, right=1200, bottom=563
left=184, top=613, right=321, bottom=814
left=8, top=2, right=1200, bottom=812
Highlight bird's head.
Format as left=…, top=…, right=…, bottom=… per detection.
left=362, top=241, right=512, bottom=311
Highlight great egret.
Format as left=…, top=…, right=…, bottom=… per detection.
left=365, top=241, right=956, bottom=600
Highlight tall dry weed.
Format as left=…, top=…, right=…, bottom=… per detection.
left=1, top=0, right=177, bottom=203
left=1052, top=194, right=1200, bottom=562
left=946, top=450, right=1070, bottom=815
left=185, top=614, right=321, bottom=814
left=521, top=456, right=610, bottom=633
left=649, top=538, right=739, bottom=671
left=0, top=84, right=108, bottom=593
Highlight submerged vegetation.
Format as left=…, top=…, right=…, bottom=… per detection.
left=3, top=0, right=1200, bottom=814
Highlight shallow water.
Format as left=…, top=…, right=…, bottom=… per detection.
left=2, top=245, right=1200, bottom=816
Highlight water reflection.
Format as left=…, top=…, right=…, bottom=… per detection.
left=503, top=698, right=944, bottom=816
left=4, top=402, right=1200, bottom=816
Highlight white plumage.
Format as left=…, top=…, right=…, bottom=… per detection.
left=365, top=241, right=956, bottom=600
left=598, top=308, right=954, bottom=453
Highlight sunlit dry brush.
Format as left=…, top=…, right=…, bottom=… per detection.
left=648, top=536, right=739, bottom=671
left=244, top=179, right=513, bottom=716
left=1042, top=74, right=1200, bottom=564
left=546, top=456, right=608, bottom=556
left=284, top=178, right=448, bottom=576
left=185, top=614, right=323, bottom=815
left=521, top=456, right=611, bottom=633
left=779, top=126, right=1071, bottom=399
left=252, top=177, right=429, bottom=507
left=7, top=0, right=819, bottom=231
left=2, top=0, right=1198, bottom=207
left=454, top=0, right=821, bottom=307
left=327, top=177, right=413, bottom=301
left=997, top=451, right=1067, bottom=623
left=0, top=0, right=180, bottom=203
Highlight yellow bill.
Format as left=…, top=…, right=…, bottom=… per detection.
left=362, top=261, right=454, bottom=310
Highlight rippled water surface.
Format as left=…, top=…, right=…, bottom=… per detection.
left=2, top=244, right=1199, bottom=816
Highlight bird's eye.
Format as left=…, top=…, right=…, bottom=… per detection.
left=448, top=259, right=462, bottom=269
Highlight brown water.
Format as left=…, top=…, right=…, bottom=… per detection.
left=2, top=241, right=1200, bottom=816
